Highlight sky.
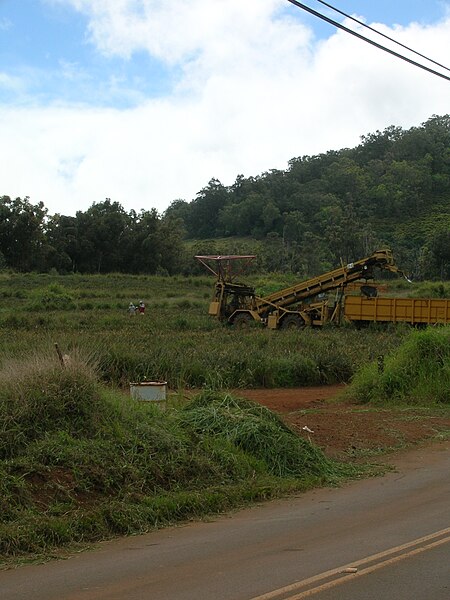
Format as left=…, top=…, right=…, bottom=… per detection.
left=1, top=0, right=450, bottom=216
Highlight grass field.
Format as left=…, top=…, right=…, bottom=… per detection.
left=0, top=271, right=410, bottom=389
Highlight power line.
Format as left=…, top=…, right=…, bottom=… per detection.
left=285, top=0, right=450, bottom=82
left=315, top=0, right=450, bottom=74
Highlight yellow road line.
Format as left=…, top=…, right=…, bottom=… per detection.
left=250, top=527, right=450, bottom=600
left=287, top=535, right=450, bottom=599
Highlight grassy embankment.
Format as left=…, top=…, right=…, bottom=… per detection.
left=0, top=350, right=350, bottom=564
left=338, top=326, right=450, bottom=456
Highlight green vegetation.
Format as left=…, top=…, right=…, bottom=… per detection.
left=182, top=392, right=337, bottom=479
left=0, top=352, right=342, bottom=561
left=0, top=271, right=448, bottom=563
left=1, top=112, right=449, bottom=568
left=0, top=272, right=407, bottom=389
left=347, top=327, right=450, bottom=405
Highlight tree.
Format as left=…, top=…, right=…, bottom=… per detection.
left=429, top=229, right=450, bottom=279
left=217, top=192, right=268, bottom=237
left=163, top=199, right=190, bottom=233
left=282, top=211, right=305, bottom=245
left=260, top=232, right=284, bottom=272
left=186, top=179, right=229, bottom=238
left=376, top=160, right=432, bottom=216
left=299, top=232, right=327, bottom=276
left=0, top=196, right=48, bottom=271
left=262, top=201, right=281, bottom=234
left=321, top=203, right=373, bottom=264
left=74, top=199, right=128, bottom=273
left=45, top=214, right=78, bottom=272
left=324, top=158, right=369, bottom=206
left=356, top=125, right=403, bottom=164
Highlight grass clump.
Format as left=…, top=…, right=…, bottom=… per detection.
left=0, top=352, right=101, bottom=459
left=348, top=327, right=450, bottom=405
left=411, top=281, right=450, bottom=298
left=27, top=284, right=77, bottom=311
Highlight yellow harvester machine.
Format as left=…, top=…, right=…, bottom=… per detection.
left=196, top=249, right=450, bottom=329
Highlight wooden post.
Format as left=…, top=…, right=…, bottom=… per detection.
left=54, top=343, right=65, bottom=367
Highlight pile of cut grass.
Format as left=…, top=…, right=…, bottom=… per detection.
left=0, top=353, right=344, bottom=561
left=348, top=327, right=450, bottom=405
left=181, top=391, right=336, bottom=479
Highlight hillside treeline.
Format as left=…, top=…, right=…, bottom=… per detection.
left=0, top=199, right=184, bottom=275
left=1, top=114, right=449, bottom=278
left=169, top=114, right=450, bottom=279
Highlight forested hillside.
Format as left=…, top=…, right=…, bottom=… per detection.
left=1, top=114, right=449, bottom=278
left=169, top=114, right=450, bottom=279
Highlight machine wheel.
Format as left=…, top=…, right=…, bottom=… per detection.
left=232, top=313, right=253, bottom=328
left=280, top=314, right=305, bottom=330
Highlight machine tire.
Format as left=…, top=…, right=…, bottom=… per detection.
left=232, top=313, right=253, bottom=328
left=280, top=314, right=305, bottom=330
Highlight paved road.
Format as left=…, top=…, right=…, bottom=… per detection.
left=1, top=443, right=449, bottom=600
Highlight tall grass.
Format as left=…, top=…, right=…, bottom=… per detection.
left=0, top=325, right=406, bottom=390
left=0, top=350, right=100, bottom=459
left=348, top=327, right=450, bottom=405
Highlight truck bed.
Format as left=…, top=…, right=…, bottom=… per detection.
left=344, top=296, right=450, bottom=325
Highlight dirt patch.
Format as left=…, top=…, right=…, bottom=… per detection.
left=234, top=385, right=346, bottom=412
left=235, top=386, right=450, bottom=459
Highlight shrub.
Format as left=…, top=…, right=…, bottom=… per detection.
left=28, top=285, right=77, bottom=311
left=348, top=327, right=450, bottom=404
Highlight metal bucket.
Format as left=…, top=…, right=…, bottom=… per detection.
left=130, top=381, right=167, bottom=403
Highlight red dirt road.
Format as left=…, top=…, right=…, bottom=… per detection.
left=235, top=385, right=450, bottom=458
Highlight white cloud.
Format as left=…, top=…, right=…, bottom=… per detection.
left=51, top=0, right=293, bottom=64
left=2, top=1, right=450, bottom=215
